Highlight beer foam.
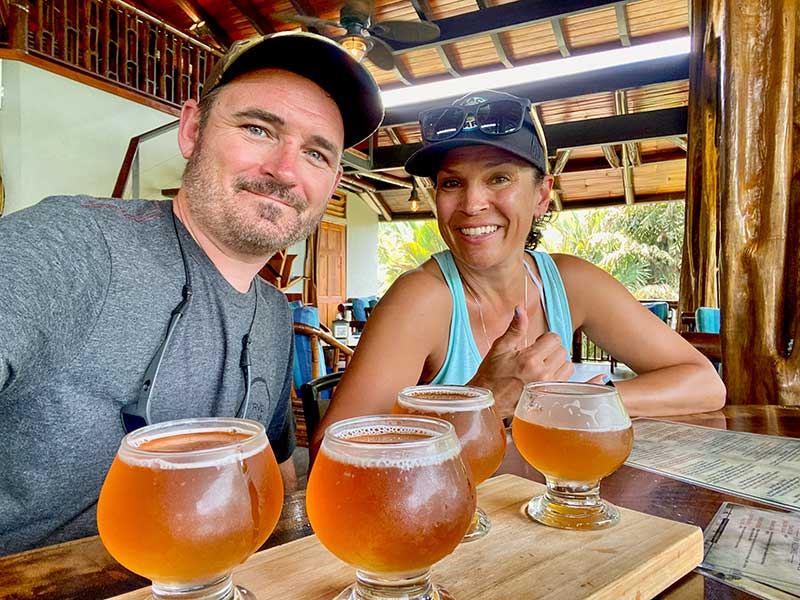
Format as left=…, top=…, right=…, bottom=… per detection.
left=323, top=424, right=460, bottom=470
left=515, top=401, right=631, bottom=432
left=398, top=392, right=493, bottom=413
left=119, top=428, right=268, bottom=470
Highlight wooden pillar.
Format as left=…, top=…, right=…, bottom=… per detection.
left=719, top=0, right=800, bottom=405
left=8, top=0, right=31, bottom=52
left=678, top=0, right=722, bottom=321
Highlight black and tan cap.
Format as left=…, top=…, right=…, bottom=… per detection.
left=202, top=31, right=384, bottom=149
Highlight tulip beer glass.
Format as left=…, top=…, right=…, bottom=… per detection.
left=97, top=418, right=284, bottom=600
left=512, top=382, right=633, bottom=530
left=394, top=385, right=506, bottom=541
left=306, top=415, right=476, bottom=600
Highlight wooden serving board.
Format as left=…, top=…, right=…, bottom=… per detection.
left=112, top=474, right=703, bottom=600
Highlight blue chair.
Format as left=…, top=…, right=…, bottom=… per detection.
left=695, top=307, right=721, bottom=334
left=351, top=297, right=370, bottom=322
left=643, top=301, right=670, bottom=323
left=292, top=305, right=353, bottom=401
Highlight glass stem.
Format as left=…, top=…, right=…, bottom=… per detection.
left=354, top=569, right=436, bottom=600
left=151, top=574, right=236, bottom=600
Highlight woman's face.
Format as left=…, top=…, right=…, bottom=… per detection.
left=434, top=145, right=552, bottom=270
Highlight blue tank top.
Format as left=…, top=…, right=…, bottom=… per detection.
left=429, top=250, right=573, bottom=385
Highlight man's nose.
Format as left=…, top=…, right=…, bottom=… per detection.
left=261, top=142, right=299, bottom=186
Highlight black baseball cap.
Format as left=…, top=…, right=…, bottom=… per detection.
left=405, top=90, right=546, bottom=178
left=202, top=31, right=384, bottom=149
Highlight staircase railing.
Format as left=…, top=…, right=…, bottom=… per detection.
left=4, top=0, right=220, bottom=110
left=112, top=118, right=179, bottom=198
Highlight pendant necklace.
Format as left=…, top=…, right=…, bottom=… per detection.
left=465, top=261, right=529, bottom=354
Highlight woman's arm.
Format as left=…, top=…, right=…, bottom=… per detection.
left=556, top=254, right=726, bottom=416
left=309, top=266, right=451, bottom=461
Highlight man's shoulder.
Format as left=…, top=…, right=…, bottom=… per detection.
left=19, top=195, right=169, bottom=232
left=255, top=278, right=292, bottom=317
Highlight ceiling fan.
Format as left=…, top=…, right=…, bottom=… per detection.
left=276, top=0, right=440, bottom=70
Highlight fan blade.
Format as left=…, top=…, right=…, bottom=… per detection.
left=366, top=36, right=395, bottom=70
left=340, top=0, right=374, bottom=22
left=370, top=19, right=440, bottom=43
left=273, top=13, right=344, bottom=30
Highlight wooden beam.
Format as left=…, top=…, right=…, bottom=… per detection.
left=567, top=149, right=685, bottom=172
left=615, top=4, right=631, bottom=46
left=614, top=90, right=637, bottom=204
left=562, top=192, right=684, bottom=211
left=410, top=0, right=461, bottom=77
left=670, top=135, right=688, bottom=151
left=388, top=0, right=635, bottom=54
left=552, top=149, right=572, bottom=175
left=476, top=0, right=514, bottom=68
left=229, top=0, right=274, bottom=35
left=374, top=108, right=689, bottom=170
left=601, top=145, right=621, bottom=168
left=384, top=127, right=437, bottom=215
left=384, top=55, right=690, bottom=126
left=174, top=0, right=230, bottom=49
left=551, top=18, right=571, bottom=57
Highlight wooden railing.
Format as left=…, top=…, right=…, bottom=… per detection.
left=4, top=0, right=220, bottom=109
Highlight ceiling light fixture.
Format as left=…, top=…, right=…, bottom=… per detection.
left=341, top=36, right=368, bottom=62
left=408, top=181, right=420, bottom=212
left=381, top=36, right=690, bottom=109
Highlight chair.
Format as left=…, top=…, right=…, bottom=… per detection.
left=299, top=371, right=344, bottom=443
left=680, top=331, right=722, bottom=362
left=695, top=307, right=721, bottom=333
left=291, top=322, right=353, bottom=446
left=643, top=301, right=670, bottom=323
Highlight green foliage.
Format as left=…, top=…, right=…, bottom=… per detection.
left=541, top=202, right=684, bottom=299
left=377, top=202, right=685, bottom=300
left=377, top=220, right=446, bottom=293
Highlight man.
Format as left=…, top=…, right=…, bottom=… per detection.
left=0, top=32, right=383, bottom=554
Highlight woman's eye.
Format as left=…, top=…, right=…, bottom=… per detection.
left=439, top=179, right=460, bottom=189
left=491, top=174, right=511, bottom=184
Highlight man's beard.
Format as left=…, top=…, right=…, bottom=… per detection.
left=181, top=140, right=324, bottom=257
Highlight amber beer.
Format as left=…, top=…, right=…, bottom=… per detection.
left=97, top=420, right=283, bottom=585
left=393, top=387, right=506, bottom=485
left=306, top=418, right=476, bottom=575
left=512, top=417, right=633, bottom=482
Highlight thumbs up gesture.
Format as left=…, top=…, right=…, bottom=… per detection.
left=469, top=306, right=574, bottom=418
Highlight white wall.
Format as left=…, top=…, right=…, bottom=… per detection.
left=0, top=60, right=180, bottom=215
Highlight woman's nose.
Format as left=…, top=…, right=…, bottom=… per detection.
left=461, top=183, right=489, bottom=214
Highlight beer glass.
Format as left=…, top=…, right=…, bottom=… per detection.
left=394, top=385, right=506, bottom=541
left=512, top=382, right=633, bottom=530
left=306, top=415, right=476, bottom=600
left=97, top=418, right=284, bottom=600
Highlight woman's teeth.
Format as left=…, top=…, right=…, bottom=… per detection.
left=460, top=225, right=498, bottom=236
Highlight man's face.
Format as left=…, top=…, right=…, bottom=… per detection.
left=180, top=69, right=344, bottom=257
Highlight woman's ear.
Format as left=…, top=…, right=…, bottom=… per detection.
left=534, top=174, right=555, bottom=217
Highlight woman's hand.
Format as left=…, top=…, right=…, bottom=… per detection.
left=469, top=307, right=574, bottom=417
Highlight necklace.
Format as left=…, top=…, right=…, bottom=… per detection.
left=465, top=261, right=529, bottom=353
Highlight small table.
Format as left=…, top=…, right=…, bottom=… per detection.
left=1, top=406, right=798, bottom=600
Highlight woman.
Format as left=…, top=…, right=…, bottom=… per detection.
left=312, top=89, right=725, bottom=452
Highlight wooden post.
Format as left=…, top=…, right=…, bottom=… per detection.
left=719, top=0, right=800, bottom=405
left=678, top=0, right=722, bottom=322
left=8, top=0, right=31, bottom=52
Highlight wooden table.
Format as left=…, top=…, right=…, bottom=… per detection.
left=2, top=406, right=798, bottom=600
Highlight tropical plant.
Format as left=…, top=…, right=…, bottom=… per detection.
left=377, top=220, right=446, bottom=293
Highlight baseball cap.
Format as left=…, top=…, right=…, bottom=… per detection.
left=405, top=90, right=546, bottom=178
left=202, top=31, right=384, bottom=149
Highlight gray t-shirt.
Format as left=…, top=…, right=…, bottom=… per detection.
left=0, top=196, right=295, bottom=554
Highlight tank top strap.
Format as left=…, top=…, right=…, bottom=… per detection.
left=526, top=250, right=573, bottom=358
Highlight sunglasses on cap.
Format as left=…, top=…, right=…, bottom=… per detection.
left=419, top=97, right=532, bottom=143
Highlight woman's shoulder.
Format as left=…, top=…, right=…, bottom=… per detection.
left=386, top=258, right=449, bottom=300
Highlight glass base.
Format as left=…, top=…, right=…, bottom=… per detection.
left=150, top=575, right=255, bottom=600
left=461, top=506, right=490, bottom=542
left=525, top=481, right=620, bottom=530
left=334, top=569, right=455, bottom=600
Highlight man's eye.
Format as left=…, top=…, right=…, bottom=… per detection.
left=246, top=125, right=268, bottom=137
left=307, top=149, right=328, bottom=164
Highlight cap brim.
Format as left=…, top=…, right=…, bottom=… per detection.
left=405, top=137, right=537, bottom=179
left=205, top=32, right=384, bottom=149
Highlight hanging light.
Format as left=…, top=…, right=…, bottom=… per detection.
left=408, top=180, right=420, bottom=212
left=341, top=36, right=368, bottom=62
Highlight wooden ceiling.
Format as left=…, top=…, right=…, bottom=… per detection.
left=131, top=0, right=691, bottom=219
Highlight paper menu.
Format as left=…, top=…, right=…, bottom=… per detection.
left=625, top=419, right=800, bottom=511
left=699, top=502, right=800, bottom=599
